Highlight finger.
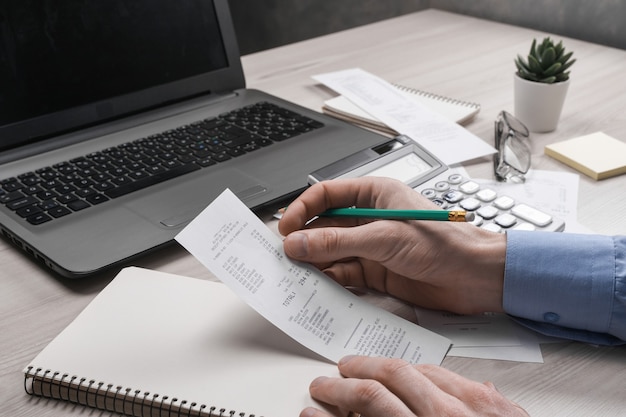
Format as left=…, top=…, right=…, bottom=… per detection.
left=278, top=178, right=403, bottom=236
left=277, top=181, right=359, bottom=235
left=308, top=375, right=416, bottom=417
left=323, top=259, right=387, bottom=290
left=416, top=364, right=495, bottom=399
left=282, top=220, right=404, bottom=264
left=416, top=364, right=530, bottom=416
left=336, top=356, right=451, bottom=416
left=299, top=407, right=334, bottom=417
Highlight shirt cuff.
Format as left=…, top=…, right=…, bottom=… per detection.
left=503, top=230, right=616, bottom=335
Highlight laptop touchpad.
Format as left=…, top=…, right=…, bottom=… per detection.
left=159, top=184, right=268, bottom=228
left=125, top=169, right=269, bottom=228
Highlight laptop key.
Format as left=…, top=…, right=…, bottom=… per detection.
left=48, top=206, right=72, bottom=218
left=68, top=200, right=91, bottom=211
left=86, top=194, right=110, bottom=205
left=26, top=213, right=52, bottom=225
left=104, top=164, right=200, bottom=198
left=17, top=205, right=43, bottom=218
left=7, top=196, right=39, bottom=211
left=0, top=191, right=26, bottom=204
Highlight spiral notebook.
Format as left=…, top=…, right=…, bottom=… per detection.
left=322, top=84, right=480, bottom=135
left=23, top=267, right=340, bottom=417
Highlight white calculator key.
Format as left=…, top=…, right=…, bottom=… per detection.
left=421, top=188, right=437, bottom=199
left=494, top=213, right=517, bottom=228
left=511, top=204, right=553, bottom=227
left=493, top=196, right=515, bottom=210
left=477, top=205, right=499, bottom=219
left=469, top=216, right=483, bottom=227
left=460, top=197, right=481, bottom=211
left=435, top=181, right=450, bottom=191
left=476, top=188, right=497, bottom=202
left=459, top=181, right=480, bottom=194
left=512, top=222, right=536, bottom=231
left=443, top=190, right=464, bottom=203
left=481, top=223, right=502, bottom=233
left=448, top=174, right=463, bottom=184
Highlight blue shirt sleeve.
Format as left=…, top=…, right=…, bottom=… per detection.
left=503, top=230, right=626, bottom=345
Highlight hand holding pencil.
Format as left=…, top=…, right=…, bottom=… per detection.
left=278, top=177, right=506, bottom=316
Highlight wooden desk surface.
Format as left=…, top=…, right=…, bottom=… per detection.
left=2, top=9, right=625, bottom=417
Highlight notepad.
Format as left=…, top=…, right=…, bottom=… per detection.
left=23, top=267, right=340, bottom=417
left=322, top=84, right=481, bottom=135
left=544, top=132, right=626, bottom=180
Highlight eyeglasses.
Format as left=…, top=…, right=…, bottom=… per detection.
left=493, top=111, right=531, bottom=183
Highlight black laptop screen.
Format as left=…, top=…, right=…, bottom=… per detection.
left=0, top=0, right=232, bottom=151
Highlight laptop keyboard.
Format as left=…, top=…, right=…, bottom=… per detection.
left=0, top=102, right=324, bottom=226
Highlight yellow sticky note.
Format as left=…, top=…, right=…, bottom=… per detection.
left=544, top=132, right=626, bottom=180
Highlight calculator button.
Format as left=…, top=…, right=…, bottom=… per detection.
left=435, top=181, right=450, bottom=191
left=476, top=188, right=497, bottom=202
left=447, top=174, right=463, bottom=184
left=481, top=223, right=502, bottom=233
left=443, top=190, right=464, bottom=203
left=459, top=181, right=480, bottom=194
left=477, top=205, right=499, bottom=219
left=512, top=222, right=536, bottom=231
left=431, top=198, right=447, bottom=208
left=494, top=213, right=517, bottom=228
left=469, top=215, right=483, bottom=227
left=493, top=196, right=515, bottom=210
left=511, top=204, right=553, bottom=227
left=421, top=188, right=437, bottom=199
left=460, top=197, right=481, bottom=211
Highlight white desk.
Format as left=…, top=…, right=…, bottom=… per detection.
left=2, top=9, right=625, bottom=417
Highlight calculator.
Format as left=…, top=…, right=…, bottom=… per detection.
left=308, top=135, right=565, bottom=233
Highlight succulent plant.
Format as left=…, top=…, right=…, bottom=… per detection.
left=515, top=37, right=576, bottom=84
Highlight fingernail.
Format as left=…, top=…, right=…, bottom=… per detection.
left=339, top=355, right=356, bottom=365
left=310, top=376, right=328, bottom=388
left=300, top=407, right=317, bottom=417
left=286, top=232, right=308, bottom=257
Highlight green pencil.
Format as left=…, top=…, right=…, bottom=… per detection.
left=319, top=208, right=475, bottom=222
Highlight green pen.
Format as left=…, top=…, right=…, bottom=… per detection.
left=319, top=207, right=475, bottom=222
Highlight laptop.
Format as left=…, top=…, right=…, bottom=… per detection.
left=0, top=0, right=388, bottom=278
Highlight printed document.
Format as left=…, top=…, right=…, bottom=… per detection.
left=176, top=189, right=451, bottom=365
left=313, top=68, right=496, bottom=165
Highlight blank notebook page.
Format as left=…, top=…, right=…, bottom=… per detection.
left=25, top=267, right=338, bottom=417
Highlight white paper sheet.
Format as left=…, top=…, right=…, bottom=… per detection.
left=414, top=308, right=549, bottom=363
left=312, top=68, right=496, bottom=165
left=414, top=310, right=521, bottom=348
left=472, top=169, right=591, bottom=233
left=176, top=189, right=451, bottom=365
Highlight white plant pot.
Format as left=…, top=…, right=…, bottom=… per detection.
left=513, top=74, right=570, bottom=133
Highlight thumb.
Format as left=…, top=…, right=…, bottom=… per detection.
left=283, top=229, right=341, bottom=262
left=283, top=223, right=393, bottom=263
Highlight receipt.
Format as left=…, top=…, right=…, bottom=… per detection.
left=176, top=189, right=451, bottom=364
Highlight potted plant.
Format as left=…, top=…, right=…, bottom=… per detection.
left=513, top=37, right=576, bottom=132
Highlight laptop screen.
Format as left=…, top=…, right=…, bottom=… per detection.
left=0, top=0, right=242, bottom=153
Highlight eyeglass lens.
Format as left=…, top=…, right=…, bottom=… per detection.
left=494, top=112, right=531, bottom=182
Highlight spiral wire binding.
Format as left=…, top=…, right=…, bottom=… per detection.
left=392, top=83, right=481, bottom=109
left=25, top=366, right=256, bottom=417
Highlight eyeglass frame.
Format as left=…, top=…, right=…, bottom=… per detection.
left=493, top=110, right=531, bottom=183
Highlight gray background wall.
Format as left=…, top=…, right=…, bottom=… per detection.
left=228, top=0, right=626, bottom=55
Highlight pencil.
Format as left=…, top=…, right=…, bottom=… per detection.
left=319, top=208, right=475, bottom=222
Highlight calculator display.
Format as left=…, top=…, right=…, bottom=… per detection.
left=308, top=136, right=447, bottom=189
left=364, top=152, right=432, bottom=183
